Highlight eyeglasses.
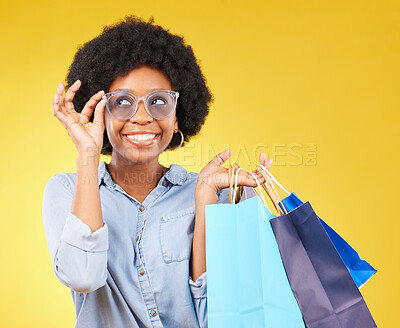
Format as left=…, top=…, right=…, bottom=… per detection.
left=102, top=90, right=179, bottom=120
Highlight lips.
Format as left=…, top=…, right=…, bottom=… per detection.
left=122, top=132, right=160, bottom=147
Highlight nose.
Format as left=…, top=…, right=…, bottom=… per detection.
left=129, top=99, right=153, bottom=124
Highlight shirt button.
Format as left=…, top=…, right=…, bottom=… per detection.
left=139, top=205, right=145, bottom=212
left=139, top=269, right=145, bottom=276
left=150, top=310, right=157, bottom=317
left=136, top=236, right=139, bottom=242
left=162, top=180, right=167, bottom=186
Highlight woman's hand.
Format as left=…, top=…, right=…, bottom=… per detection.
left=52, top=80, right=106, bottom=157
left=195, top=149, right=273, bottom=197
left=191, top=149, right=273, bottom=281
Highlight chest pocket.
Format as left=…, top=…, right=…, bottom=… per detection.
left=160, top=207, right=195, bottom=263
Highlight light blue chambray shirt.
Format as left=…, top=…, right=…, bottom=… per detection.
left=42, top=161, right=229, bottom=328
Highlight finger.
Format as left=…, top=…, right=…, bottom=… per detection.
left=52, top=83, right=65, bottom=116
left=265, top=158, right=273, bottom=171
left=52, top=99, right=69, bottom=129
left=209, top=149, right=232, bottom=166
left=81, top=90, right=105, bottom=118
left=56, top=82, right=64, bottom=96
left=63, top=80, right=81, bottom=112
left=93, top=98, right=106, bottom=127
left=259, top=152, right=267, bottom=167
left=52, top=93, right=59, bottom=116
left=258, top=152, right=273, bottom=172
left=252, top=169, right=267, bottom=185
left=240, top=170, right=263, bottom=188
left=53, top=93, right=67, bottom=121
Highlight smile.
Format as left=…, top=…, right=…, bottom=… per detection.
left=123, top=133, right=160, bottom=146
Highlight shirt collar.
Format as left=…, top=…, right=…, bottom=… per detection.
left=97, top=161, right=188, bottom=187
left=163, top=164, right=188, bottom=186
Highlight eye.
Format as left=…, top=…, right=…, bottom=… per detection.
left=151, top=97, right=167, bottom=106
left=116, top=97, right=132, bottom=106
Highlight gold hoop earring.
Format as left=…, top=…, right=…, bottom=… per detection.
left=169, top=129, right=184, bottom=150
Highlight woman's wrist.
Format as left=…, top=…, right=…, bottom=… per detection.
left=77, top=151, right=100, bottom=167
left=195, top=181, right=219, bottom=205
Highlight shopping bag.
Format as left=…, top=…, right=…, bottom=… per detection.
left=255, top=163, right=377, bottom=288
left=279, top=192, right=377, bottom=288
left=206, top=181, right=305, bottom=327
left=270, top=201, right=377, bottom=328
left=254, top=166, right=376, bottom=328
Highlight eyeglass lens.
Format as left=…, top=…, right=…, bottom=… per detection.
left=107, top=91, right=176, bottom=120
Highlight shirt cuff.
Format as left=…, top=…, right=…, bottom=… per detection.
left=189, top=271, right=207, bottom=299
left=61, top=212, right=108, bottom=252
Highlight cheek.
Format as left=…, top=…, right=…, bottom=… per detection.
left=104, top=115, right=123, bottom=144
left=162, top=120, right=177, bottom=138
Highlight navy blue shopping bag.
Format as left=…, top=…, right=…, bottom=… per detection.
left=254, top=165, right=377, bottom=327
left=279, top=192, right=377, bottom=288
left=256, top=163, right=376, bottom=288
left=270, top=202, right=377, bottom=328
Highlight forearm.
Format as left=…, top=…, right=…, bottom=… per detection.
left=71, top=153, right=103, bottom=232
left=191, top=184, right=218, bottom=282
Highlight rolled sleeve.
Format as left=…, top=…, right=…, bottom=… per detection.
left=189, top=272, right=207, bottom=328
left=43, top=174, right=108, bottom=293
left=189, top=271, right=207, bottom=299
left=61, top=212, right=108, bottom=252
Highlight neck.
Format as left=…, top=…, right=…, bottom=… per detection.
left=106, top=154, right=167, bottom=189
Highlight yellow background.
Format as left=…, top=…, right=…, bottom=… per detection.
left=0, top=0, right=398, bottom=327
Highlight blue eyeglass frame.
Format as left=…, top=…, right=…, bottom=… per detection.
left=102, top=90, right=179, bottom=120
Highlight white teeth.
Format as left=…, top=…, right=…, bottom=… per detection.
left=126, top=134, right=157, bottom=141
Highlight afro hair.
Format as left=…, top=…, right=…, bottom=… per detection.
left=66, top=15, right=213, bottom=155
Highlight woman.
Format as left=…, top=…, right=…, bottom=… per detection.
left=43, top=16, right=272, bottom=328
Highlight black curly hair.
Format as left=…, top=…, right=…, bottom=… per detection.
left=66, top=15, right=213, bottom=155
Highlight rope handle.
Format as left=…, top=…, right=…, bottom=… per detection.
left=257, top=164, right=290, bottom=196
left=227, top=163, right=273, bottom=214
left=256, top=168, right=287, bottom=215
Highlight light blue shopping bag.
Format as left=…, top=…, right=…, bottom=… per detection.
left=206, top=196, right=305, bottom=328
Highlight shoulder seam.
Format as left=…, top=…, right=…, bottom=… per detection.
left=50, top=173, right=74, bottom=192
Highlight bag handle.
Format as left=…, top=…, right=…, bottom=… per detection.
left=229, top=163, right=247, bottom=204
left=232, top=163, right=244, bottom=204
left=228, top=165, right=235, bottom=204
left=230, top=163, right=246, bottom=204
left=233, top=166, right=243, bottom=204
left=257, top=164, right=290, bottom=196
left=247, top=170, right=273, bottom=214
left=227, top=163, right=273, bottom=214
left=257, top=164, right=290, bottom=214
left=256, top=168, right=287, bottom=215
left=229, top=163, right=273, bottom=214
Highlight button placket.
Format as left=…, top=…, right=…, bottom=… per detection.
left=134, top=187, right=168, bottom=328
left=134, top=206, right=162, bottom=326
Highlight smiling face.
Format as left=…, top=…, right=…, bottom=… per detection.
left=104, top=65, right=178, bottom=165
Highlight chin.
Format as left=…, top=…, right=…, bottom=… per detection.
left=118, top=147, right=162, bottom=164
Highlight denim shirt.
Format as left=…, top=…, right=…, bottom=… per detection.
left=42, top=161, right=229, bottom=328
